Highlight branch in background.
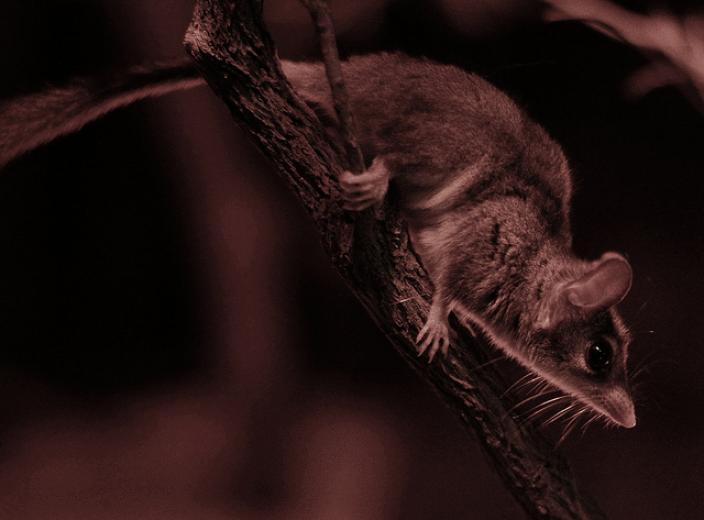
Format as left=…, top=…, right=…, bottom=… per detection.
left=544, top=0, right=704, bottom=111
left=184, top=1, right=605, bottom=518
left=299, top=0, right=365, bottom=173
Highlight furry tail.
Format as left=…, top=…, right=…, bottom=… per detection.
left=0, top=58, right=204, bottom=168
left=0, top=58, right=331, bottom=168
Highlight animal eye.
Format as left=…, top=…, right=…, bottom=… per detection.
left=585, top=341, right=612, bottom=374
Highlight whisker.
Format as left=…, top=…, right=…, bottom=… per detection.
left=544, top=402, right=579, bottom=426
left=527, top=378, right=551, bottom=395
left=629, top=352, right=665, bottom=398
left=501, top=372, right=537, bottom=398
left=628, top=295, right=654, bottom=333
left=506, top=387, right=559, bottom=416
left=468, top=355, right=506, bottom=374
left=521, top=395, right=572, bottom=422
left=633, top=297, right=651, bottom=320
left=505, top=378, right=555, bottom=411
left=579, top=413, right=600, bottom=437
left=557, top=408, right=589, bottom=446
left=630, top=355, right=676, bottom=402
left=630, top=350, right=660, bottom=374
left=632, top=357, right=676, bottom=379
left=598, top=413, right=617, bottom=430
left=503, top=375, right=548, bottom=401
left=631, top=364, right=655, bottom=383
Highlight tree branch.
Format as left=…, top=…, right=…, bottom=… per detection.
left=544, top=0, right=704, bottom=111
left=183, top=1, right=604, bottom=518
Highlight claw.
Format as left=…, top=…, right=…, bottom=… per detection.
left=418, top=332, right=433, bottom=356
left=428, top=336, right=441, bottom=363
left=416, top=323, right=430, bottom=343
left=440, top=337, right=449, bottom=357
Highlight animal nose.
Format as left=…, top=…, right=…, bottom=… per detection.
left=604, top=388, right=636, bottom=428
left=617, top=407, right=637, bottom=429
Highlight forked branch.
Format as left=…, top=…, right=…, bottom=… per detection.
left=183, top=1, right=604, bottom=518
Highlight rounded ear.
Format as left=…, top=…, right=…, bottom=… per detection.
left=565, top=252, right=633, bottom=311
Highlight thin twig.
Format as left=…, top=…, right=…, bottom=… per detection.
left=299, top=0, right=365, bottom=173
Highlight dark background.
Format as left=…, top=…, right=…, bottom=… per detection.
left=0, top=1, right=702, bottom=518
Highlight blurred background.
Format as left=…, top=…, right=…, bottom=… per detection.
left=0, top=0, right=703, bottom=518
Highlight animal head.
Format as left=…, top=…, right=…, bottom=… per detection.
left=529, top=252, right=635, bottom=428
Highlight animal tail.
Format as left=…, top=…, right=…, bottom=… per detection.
left=0, top=58, right=203, bottom=168
left=0, top=57, right=332, bottom=168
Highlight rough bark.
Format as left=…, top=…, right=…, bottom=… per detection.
left=183, top=1, right=605, bottom=518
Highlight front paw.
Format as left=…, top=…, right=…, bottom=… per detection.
left=340, top=157, right=390, bottom=211
left=416, top=315, right=450, bottom=362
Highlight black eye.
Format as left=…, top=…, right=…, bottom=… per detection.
left=585, top=341, right=613, bottom=374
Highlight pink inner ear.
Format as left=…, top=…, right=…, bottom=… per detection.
left=566, top=255, right=633, bottom=311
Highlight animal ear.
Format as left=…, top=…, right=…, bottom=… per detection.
left=565, top=253, right=632, bottom=311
